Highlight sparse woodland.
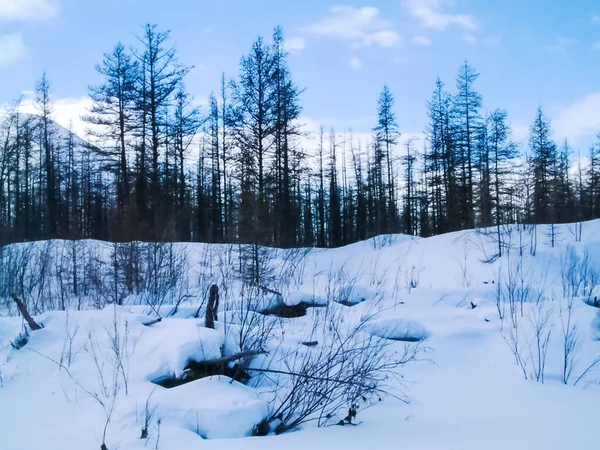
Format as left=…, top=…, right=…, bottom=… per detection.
left=0, top=24, right=598, bottom=256
left=0, top=21, right=599, bottom=450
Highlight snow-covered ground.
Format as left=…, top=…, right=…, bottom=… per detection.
left=1, top=222, right=599, bottom=449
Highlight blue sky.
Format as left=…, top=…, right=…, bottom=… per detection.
left=1, top=0, right=600, bottom=150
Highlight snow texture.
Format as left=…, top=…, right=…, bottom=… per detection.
left=0, top=221, right=599, bottom=449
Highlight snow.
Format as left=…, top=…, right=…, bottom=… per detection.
left=153, top=376, right=268, bottom=439
left=592, top=309, right=600, bottom=340
left=0, top=221, right=599, bottom=449
left=363, top=315, right=429, bottom=341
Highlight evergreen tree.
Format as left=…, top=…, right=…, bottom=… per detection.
left=35, top=73, right=58, bottom=238
left=87, top=42, right=138, bottom=238
left=134, top=23, right=191, bottom=239
left=486, top=109, right=518, bottom=255
left=529, top=107, right=557, bottom=224
left=373, top=84, right=400, bottom=233
left=453, top=62, right=482, bottom=229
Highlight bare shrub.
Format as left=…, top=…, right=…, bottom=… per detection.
left=559, top=295, right=579, bottom=385
left=30, top=312, right=131, bottom=450
left=234, top=284, right=278, bottom=352
left=141, top=242, right=190, bottom=317
left=251, top=304, right=422, bottom=434
left=140, top=391, right=157, bottom=440
left=574, top=355, right=600, bottom=386
left=500, top=261, right=553, bottom=383
left=526, top=301, right=553, bottom=383
left=405, top=265, right=421, bottom=293
left=273, top=247, right=312, bottom=293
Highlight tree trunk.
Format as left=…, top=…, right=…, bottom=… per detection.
left=10, top=293, right=42, bottom=330
left=205, top=284, right=219, bottom=329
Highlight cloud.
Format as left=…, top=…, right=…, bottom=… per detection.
left=0, top=0, right=59, bottom=22
left=303, top=6, right=401, bottom=48
left=512, top=123, right=530, bottom=144
left=593, top=41, right=600, bottom=51
left=553, top=92, right=600, bottom=146
left=545, top=37, right=578, bottom=53
left=349, top=57, right=362, bottom=71
left=411, top=35, right=432, bottom=46
left=591, top=14, right=600, bottom=24
left=18, top=95, right=93, bottom=138
left=283, top=37, right=306, bottom=54
left=402, top=0, right=477, bottom=31
left=0, top=33, right=26, bottom=66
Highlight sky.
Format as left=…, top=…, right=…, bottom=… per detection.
left=1, top=0, right=600, bottom=152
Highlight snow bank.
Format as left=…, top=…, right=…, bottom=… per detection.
left=363, top=316, right=429, bottom=342
left=284, top=291, right=328, bottom=307
left=335, top=285, right=375, bottom=306
left=592, top=310, right=600, bottom=340
left=154, top=376, right=268, bottom=439
left=3, top=221, right=600, bottom=449
left=144, top=320, right=226, bottom=379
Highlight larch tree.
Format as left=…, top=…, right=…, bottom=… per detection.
left=453, top=62, right=482, bottom=229
left=529, top=107, right=557, bottom=224
left=86, top=42, right=138, bottom=239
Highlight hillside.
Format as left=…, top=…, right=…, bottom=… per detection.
left=0, top=222, right=599, bottom=450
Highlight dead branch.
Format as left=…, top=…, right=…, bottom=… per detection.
left=10, top=293, right=42, bottom=330
left=201, top=350, right=266, bottom=367
left=142, top=318, right=162, bottom=327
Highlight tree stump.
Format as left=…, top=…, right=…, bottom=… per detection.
left=205, top=284, right=219, bottom=329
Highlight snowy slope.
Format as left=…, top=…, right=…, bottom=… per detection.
left=0, top=222, right=599, bottom=450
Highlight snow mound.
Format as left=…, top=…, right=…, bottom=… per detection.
left=285, top=291, right=328, bottom=307
left=335, top=285, right=375, bottom=306
left=221, top=309, right=267, bottom=326
left=363, top=316, right=429, bottom=342
left=592, top=310, right=600, bottom=340
left=154, top=376, right=268, bottom=439
left=146, top=320, right=226, bottom=378
left=582, top=296, right=600, bottom=309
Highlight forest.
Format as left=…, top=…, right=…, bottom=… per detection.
left=1, top=16, right=600, bottom=450
left=0, top=23, right=598, bottom=253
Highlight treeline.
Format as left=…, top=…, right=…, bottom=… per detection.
left=1, top=23, right=599, bottom=253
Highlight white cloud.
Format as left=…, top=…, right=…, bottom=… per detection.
left=545, top=37, right=578, bottom=53
left=283, top=37, right=306, bottom=54
left=593, top=41, right=600, bottom=51
left=19, top=95, right=92, bottom=138
left=591, top=14, right=600, bottom=24
left=512, top=123, right=530, bottom=144
left=402, top=0, right=477, bottom=31
left=0, top=33, right=26, bottom=66
left=349, top=57, right=362, bottom=71
left=0, top=0, right=59, bottom=22
left=553, top=93, right=600, bottom=146
left=303, top=6, right=401, bottom=48
left=411, top=35, right=432, bottom=46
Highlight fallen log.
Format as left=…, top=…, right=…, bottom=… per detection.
left=154, top=350, right=267, bottom=388
left=184, top=349, right=266, bottom=383
left=142, top=317, right=162, bottom=327
left=10, top=293, right=42, bottom=331
left=189, top=349, right=266, bottom=369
